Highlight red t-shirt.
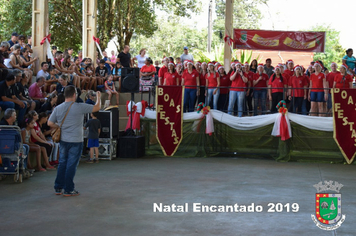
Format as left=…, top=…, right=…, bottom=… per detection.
left=205, top=72, right=220, bottom=88
left=289, top=75, right=308, bottom=97
left=140, top=64, right=155, bottom=77
left=326, top=71, right=340, bottom=93
left=334, top=74, right=353, bottom=89
left=282, top=72, right=291, bottom=85
left=177, top=73, right=182, bottom=85
left=158, top=66, right=168, bottom=84
left=182, top=70, right=199, bottom=89
left=268, top=75, right=287, bottom=93
left=231, top=72, right=247, bottom=92
left=164, top=72, right=179, bottom=86
left=284, top=69, right=294, bottom=77
left=31, top=122, right=41, bottom=143
left=219, top=74, right=231, bottom=94
left=199, top=73, right=207, bottom=86
left=310, top=73, right=326, bottom=92
left=253, top=73, right=269, bottom=90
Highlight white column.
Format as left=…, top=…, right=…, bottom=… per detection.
left=224, top=0, right=233, bottom=71
left=82, top=0, right=97, bottom=61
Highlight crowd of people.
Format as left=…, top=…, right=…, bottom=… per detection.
left=0, top=31, right=355, bottom=192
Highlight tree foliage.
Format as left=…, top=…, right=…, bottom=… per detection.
left=213, top=0, right=268, bottom=38
left=310, top=25, right=345, bottom=67
left=130, top=16, right=214, bottom=60
left=0, top=0, right=32, bottom=42
left=0, top=0, right=201, bottom=53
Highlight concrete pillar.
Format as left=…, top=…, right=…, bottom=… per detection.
left=31, top=0, right=49, bottom=74
left=224, top=0, right=233, bottom=71
left=82, top=0, right=97, bottom=61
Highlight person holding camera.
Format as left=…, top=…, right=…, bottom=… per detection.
left=228, top=62, right=248, bottom=117
left=253, top=64, right=269, bottom=115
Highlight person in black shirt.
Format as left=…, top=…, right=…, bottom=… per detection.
left=95, top=60, right=107, bottom=86
left=39, top=93, right=57, bottom=113
left=0, top=108, right=16, bottom=125
left=17, top=72, right=40, bottom=111
left=12, top=69, right=36, bottom=111
left=0, top=75, right=27, bottom=124
left=56, top=74, right=73, bottom=94
left=117, top=45, right=132, bottom=68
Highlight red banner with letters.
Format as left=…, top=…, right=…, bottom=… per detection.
left=233, top=29, right=325, bottom=52
left=333, top=89, right=356, bottom=164
left=156, top=86, right=184, bottom=156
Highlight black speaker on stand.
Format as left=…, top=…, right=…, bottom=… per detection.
left=118, top=67, right=145, bottom=158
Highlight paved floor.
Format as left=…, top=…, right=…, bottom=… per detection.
left=1, top=157, right=355, bottom=236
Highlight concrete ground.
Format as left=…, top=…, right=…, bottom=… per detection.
left=1, top=157, right=355, bottom=236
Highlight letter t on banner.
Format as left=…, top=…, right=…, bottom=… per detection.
left=156, top=86, right=184, bottom=156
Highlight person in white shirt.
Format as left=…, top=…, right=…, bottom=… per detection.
left=36, top=62, right=50, bottom=80
left=180, top=46, right=194, bottom=64
left=132, top=48, right=147, bottom=68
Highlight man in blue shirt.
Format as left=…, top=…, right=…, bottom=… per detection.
left=8, top=32, right=19, bottom=50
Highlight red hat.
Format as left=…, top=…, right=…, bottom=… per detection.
left=218, top=65, right=224, bottom=71
left=257, top=63, right=264, bottom=68
left=231, top=62, right=236, bottom=66
left=235, top=62, right=242, bottom=67
left=340, top=64, right=348, bottom=70
left=273, top=66, right=281, bottom=72
left=196, top=61, right=201, bottom=65
left=168, top=61, right=175, bottom=66
left=287, top=59, right=294, bottom=64
left=244, top=62, right=249, bottom=66
left=187, top=60, right=194, bottom=65
left=214, top=62, right=220, bottom=67
left=313, top=62, right=322, bottom=68
left=278, top=63, right=284, bottom=67
left=176, top=63, right=182, bottom=67
left=330, top=62, right=337, bottom=67
left=208, top=62, right=214, bottom=66
left=201, top=62, right=207, bottom=65
left=293, top=65, right=301, bottom=71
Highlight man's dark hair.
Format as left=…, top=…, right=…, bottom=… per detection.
left=20, top=48, right=27, bottom=54
left=36, top=76, right=45, bottom=83
left=4, top=108, right=16, bottom=120
left=41, top=62, right=48, bottom=67
left=5, top=74, right=15, bottom=82
left=38, top=112, right=48, bottom=120
left=55, top=51, right=62, bottom=57
left=99, top=59, right=105, bottom=64
left=12, top=69, right=22, bottom=76
left=266, top=58, right=272, bottom=62
left=64, top=85, right=77, bottom=98
left=92, top=112, right=99, bottom=118
left=52, top=46, right=57, bottom=50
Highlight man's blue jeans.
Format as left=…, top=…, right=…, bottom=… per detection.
left=0, top=101, right=27, bottom=124
left=228, top=91, right=245, bottom=117
left=54, top=141, right=83, bottom=192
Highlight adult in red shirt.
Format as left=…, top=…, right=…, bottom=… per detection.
left=326, top=62, right=340, bottom=111
left=284, top=59, right=294, bottom=77
left=176, top=63, right=183, bottom=85
left=244, top=62, right=254, bottom=115
left=217, top=66, right=231, bottom=112
left=253, top=64, right=269, bottom=115
left=309, top=62, right=328, bottom=116
left=182, top=61, right=200, bottom=112
left=198, top=62, right=208, bottom=104
left=139, top=57, right=156, bottom=92
left=279, top=63, right=291, bottom=87
left=268, top=66, right=287, bottom=113
left=333, top=64, right=353, bottom=89
left=288, top=65, right=308, bottom=114
left=205, top=62, right=220, bottom=109
left=163, top=62, right=179, bottom=86
left=158, top=57, right=169, bottom=85
left=228, top=63, right=248, bottom=117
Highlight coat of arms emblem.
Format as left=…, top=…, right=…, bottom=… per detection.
left=311, top=181, right=346, bottom=231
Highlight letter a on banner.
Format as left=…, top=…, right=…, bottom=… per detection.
left=156, top=86, right=184, bottom=156
left=333, top=89, right=356, bottom=164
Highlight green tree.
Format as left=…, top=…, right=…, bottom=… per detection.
left=0, top=0, right=32, bottom=41
left=213, top=0, right=268, bottom=38
left=311, top=25, right=345, bottom=67
left=130, top=16, right=212, bottom=60
left=0, top=0, right=201, bottom=53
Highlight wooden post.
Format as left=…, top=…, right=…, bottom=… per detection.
left=82, top=0, right=97, bottom=62
left=31, top=0, right=49, bottom=74
left=207, top=0, right=213, bottom=53
left=224, top=0, right=233, bottom=71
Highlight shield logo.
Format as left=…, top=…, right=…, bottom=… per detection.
left=315, top=193, right=342, bottom=225
left=240, top=31, right=247, bottom=43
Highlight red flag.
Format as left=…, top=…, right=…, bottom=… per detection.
left=40, top=34, right=51, bottom=45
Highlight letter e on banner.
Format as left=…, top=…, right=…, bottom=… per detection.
left=333, top=89, right=356, bottom=164
left=156, top=86, right=184, bottom=156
